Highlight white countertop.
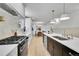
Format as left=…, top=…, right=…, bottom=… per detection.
left=43, top=33, right=79, bottom=53
left=0, top=44, right=18, bottom=56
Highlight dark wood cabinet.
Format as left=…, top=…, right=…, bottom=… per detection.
left=38, top=32, right=43, bottom=36
left=62, top=46, right=70, bottom=56
left=62, top=46, right=79, bottom=56
left=47, top=36, right=63, bottom=56
left=54, top=41, right=63, bottom=56
left=47, top=36, right=79, bottom=56
left=47, top=37, right=54, bottom=55
left=43, top=34, right=79, bottom=56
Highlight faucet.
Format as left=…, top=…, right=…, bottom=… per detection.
left=63, top=31, right=73, bottom=39
left=66, top=34, right=73, bottom=39
left=63, top=30, right=66, bottom=37
left=69, top=34, right=73, bottom=39
left=63, top=31, right=69, bottom=39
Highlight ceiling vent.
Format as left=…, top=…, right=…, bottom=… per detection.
left=0, top=3, right=18, bottom=16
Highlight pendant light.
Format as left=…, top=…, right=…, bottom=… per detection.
left=50, top=10, right=56, bottom=24
left=50, top=10, right=60, bottom=24
left=60, top=3, right=70, bottom=20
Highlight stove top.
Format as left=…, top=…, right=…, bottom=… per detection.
left=0, top=36, right=27, bottom=45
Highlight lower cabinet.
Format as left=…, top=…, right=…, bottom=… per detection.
left=47, top=36, right=79, bottom=56
left=62, top=46, right=79, bottom=56
left=47, top=37, right=62, bottom=56
left=62, top=46, right=71, bottom=56
left=54, top=41, right=62, bottom=56
left=47, top=37, right=54, bottom=55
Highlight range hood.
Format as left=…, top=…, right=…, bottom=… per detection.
left=0, top=3, right=18, bottom=16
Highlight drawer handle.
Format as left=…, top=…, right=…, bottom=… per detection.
left=69, top=52, right=74, bottom=56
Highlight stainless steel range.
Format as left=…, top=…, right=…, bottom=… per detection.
left=0, top=36, right=28, bottom=56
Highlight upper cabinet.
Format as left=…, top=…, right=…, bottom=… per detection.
left=6, top=3, right=25, bottom=18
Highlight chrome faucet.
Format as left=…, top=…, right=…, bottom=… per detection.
left=66, top=34, right=73, bottom=39
left=63, top=31, right=73, bottom=39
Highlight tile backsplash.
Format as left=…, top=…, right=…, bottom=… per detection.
left=53, top=27, right=79, bottom=38
left=64, top=28, right=79, bottom=37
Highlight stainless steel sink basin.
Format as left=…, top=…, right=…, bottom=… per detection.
left=53, top=36, right=68, bottom=40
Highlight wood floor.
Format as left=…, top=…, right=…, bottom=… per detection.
left=28, top=36, right=50, bottom=56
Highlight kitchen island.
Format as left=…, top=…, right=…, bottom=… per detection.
left=43, top=33, right=79, bottom=56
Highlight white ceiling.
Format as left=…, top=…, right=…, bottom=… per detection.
left=25, top=3, right=79, bottom=22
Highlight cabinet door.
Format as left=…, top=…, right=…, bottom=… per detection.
left=62, top=46, right=79, bottom=56
left=62, top=46, right=70, bottom=56
left=47, top=37, right=54, bottom=55
left=54, top=41, right=63, bottom=56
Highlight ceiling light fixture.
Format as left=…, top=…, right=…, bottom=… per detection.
left=50, top=10, right=57, bottom=24
left=55, top=18, right=60, bottom=23
left=60, top=3, right=70, bottom=21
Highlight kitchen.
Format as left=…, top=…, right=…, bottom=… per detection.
left=0, top=3, right=79, bottom=56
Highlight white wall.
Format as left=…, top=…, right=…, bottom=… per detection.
left=0, top=8, right=20, bottom=40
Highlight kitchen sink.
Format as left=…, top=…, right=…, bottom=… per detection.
left=53, top=36, right=68, bottom=40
